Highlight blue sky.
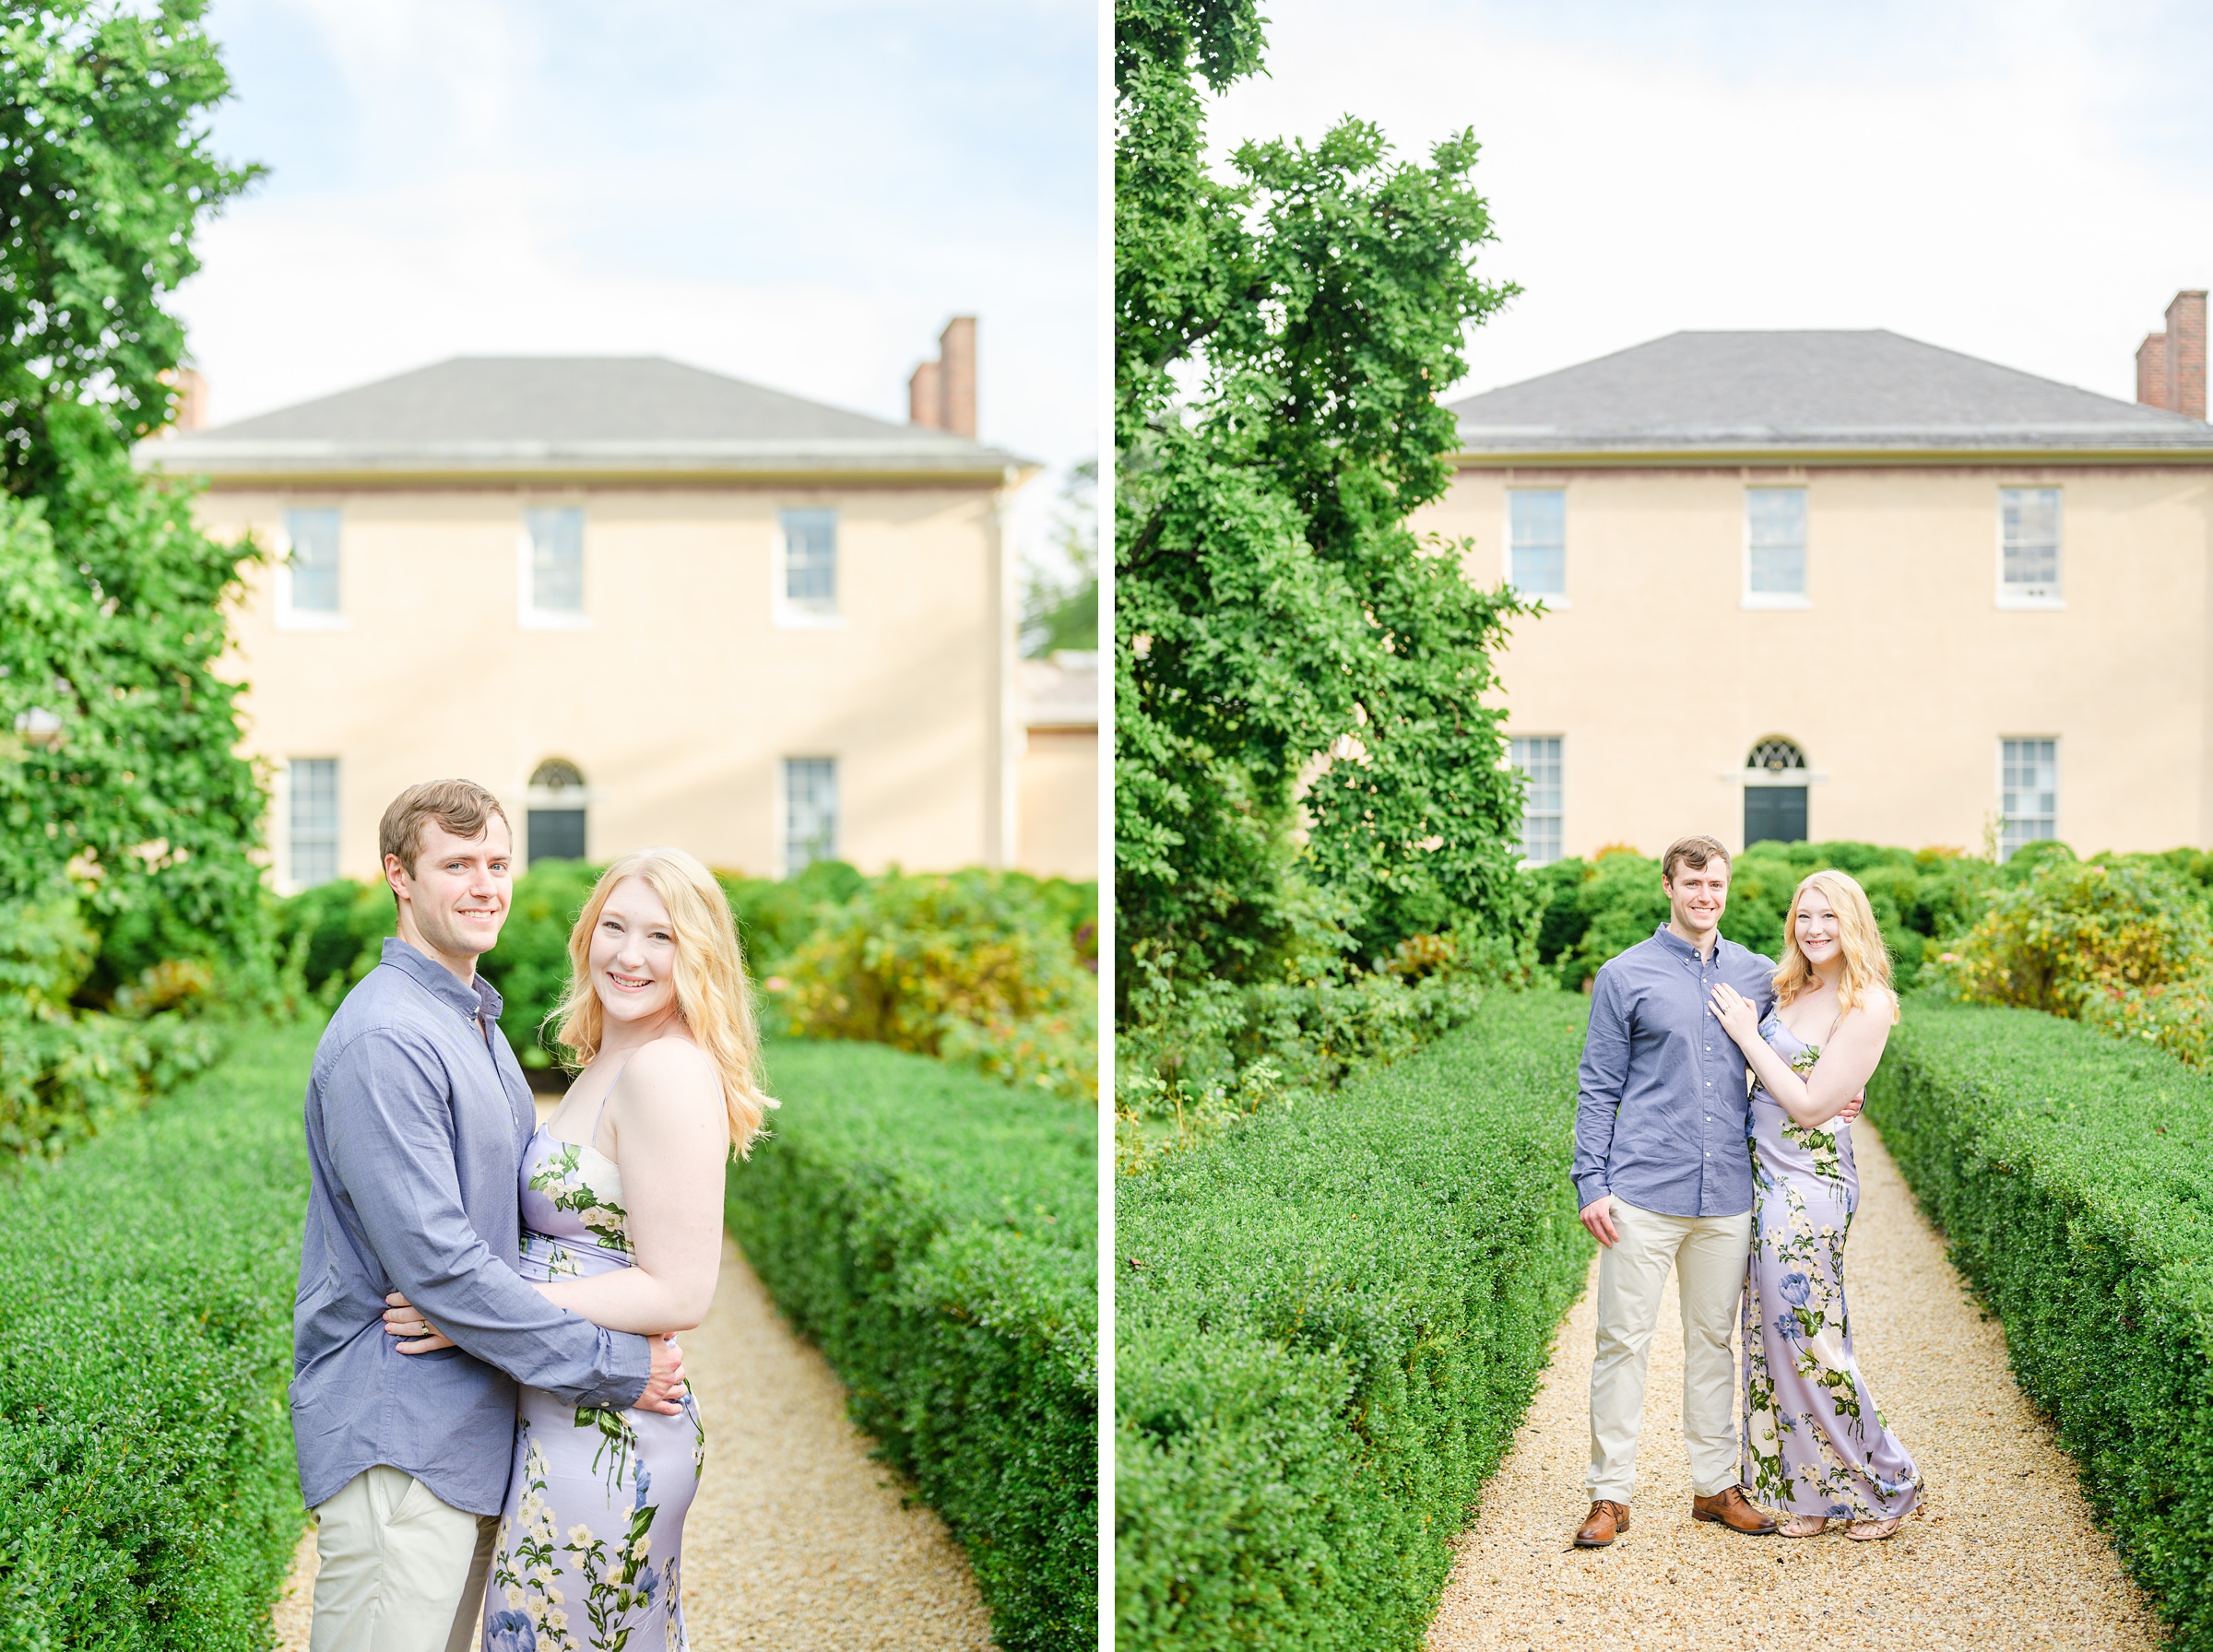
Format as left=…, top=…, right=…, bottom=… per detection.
left=1209, top=0, right=2213, bottom=405
left=179, top=0, right=1096, bottom=562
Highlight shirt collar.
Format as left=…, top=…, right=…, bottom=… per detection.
left=380, top=936, right=505, bottom=1021
left=1651, top=923, right=1723, bottom=966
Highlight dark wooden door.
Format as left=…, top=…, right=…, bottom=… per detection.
left=1744, top=786, right=1807, bottom=846
left=527, top=808, right=586, bottom=865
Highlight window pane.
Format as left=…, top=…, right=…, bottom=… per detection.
left=1509, top=736, right=1563, bottom=866
left=783, top=509, right=838, bottom=612
left=2001, top=489, right=2060, bottom=590
left=526, top=507, right=584, bottom=614
left=1746, top=488, right=1805, bottom=596
left=285, top=508, right=342, bottom=613
left=785, top=757, right=838, bottom=873
left=1999, top=738, right=2057, bottom=859
left=290, top=758, right=339, bottom=887
left=1508, top=490, right=1566, bottom=596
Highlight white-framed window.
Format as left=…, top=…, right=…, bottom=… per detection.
left=774, top=508, right=842, bottom=628
left=289, top=757, right=340, bottom=889
left=1508, top=736, right=1563, bottom=866
left=1998, top=488, right=2063, bottom=607
left=1999, top=738, right=2057, bottom=860
left=1745, top=486, right=1808, bottom=607
left=1505, top=489, right=1567, bottom=600
left=519, top=506, right=587, bottom=628
left=783, top=757, right=838, bottom=875
left=277, top=507, right=346, bottom=629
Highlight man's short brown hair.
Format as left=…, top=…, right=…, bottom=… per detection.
left=1661, top=834, right=1732, bottom=883
left=379, top=779, right=511, bottom=879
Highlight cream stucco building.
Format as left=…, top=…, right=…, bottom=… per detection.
left=135, top=338, right=1095, bottom=890
left=1419, top=298, right=2213, bottom=861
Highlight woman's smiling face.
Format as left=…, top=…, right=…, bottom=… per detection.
left=1793, top=891, right=1842, bottom=968
left=589, top=875, right=681, bottom=1026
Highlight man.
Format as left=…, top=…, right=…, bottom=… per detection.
left=292, top=779, right=688, bottom=1650
left=1567, top=834, right=1858, bottom=1549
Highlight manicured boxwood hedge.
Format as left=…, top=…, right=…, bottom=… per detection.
left=1116, top=990, right=1593, bottom=1652
left=1868, top=1002, right=2213, bottom=1648
left=0, top=1020, right=315, bottom=1650
left=729, top=1040, right=1098, bottom=1652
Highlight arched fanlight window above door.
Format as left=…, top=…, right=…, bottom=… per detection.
left=526, top=760, right=588, bottom=865
left=1743, top=738, right=1808, bottom=845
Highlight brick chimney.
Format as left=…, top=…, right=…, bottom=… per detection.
left=906, top=316, right=978, bottom=438
left=2136, top=290, right=2207, bottom=419
left=159, top=366, right=208, bottom=434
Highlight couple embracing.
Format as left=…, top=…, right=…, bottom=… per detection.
left=1569, top=834, right=1923, bottom=1550
left=292, top=779, right=773, bottom=1650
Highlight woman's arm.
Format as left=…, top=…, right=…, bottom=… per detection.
left=1708, top=984, right=1891, bottom=1128
left=534, top=1039, right=729, bottom=1334
left=385, top=1039, right=729, bottom=1350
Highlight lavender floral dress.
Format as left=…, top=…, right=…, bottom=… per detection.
left=1740, top=1011, right=1923, bottom=1521
left=481, top=1124, right=703, bottom=1651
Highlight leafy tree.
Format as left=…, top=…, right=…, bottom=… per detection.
left=1116, top=0, right=1530, bottom=990
left=1021, top=458, right=1099, bottom=656
left=0, top=1, right=265, bottom=995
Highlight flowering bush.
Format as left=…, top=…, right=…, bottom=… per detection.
left=781, top=870, right=1097, bottom=1102
left=1927, top=857, right=2210, bottom=1013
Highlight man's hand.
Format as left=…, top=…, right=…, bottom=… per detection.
left=1837, top=1090, right=1866, bottom=1124
left=1579, top=1196, right=1619, bottom=1248
left=633, top=1333, right=688, bottom=1415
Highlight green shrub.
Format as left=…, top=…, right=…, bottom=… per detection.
left=1868, top=1002, right=2213, bottom=1647
left=0, top=1020, right=316, bottom=1647
left=271, top=878, right=395, bottom=999
left=729, top=1040, right=1096, bottom=1652
left=783, top=870, right=1098, bottom=1101
left=1116, top=991, right=1592, bottom=1651
left=1930, top=856, right=2210, bottom=1013
left=0, top=891, right=224, bottom=1161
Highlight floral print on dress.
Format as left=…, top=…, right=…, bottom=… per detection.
left=483, top=1127, right=700, bottom=1651
left=1740, top=1013, right=1923, bottom=1521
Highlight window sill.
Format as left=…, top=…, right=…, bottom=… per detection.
left=1741, top=594, right=1810, bottom=610
left=519, top=610, right=591, bottom=631
left=1509, top=591, right=1570, bottom=609
left=774, top=608, right=847, bottom=631
left=275, top=608, right=349, bottom=631
left=1996, top=592, right=2065, bottom=610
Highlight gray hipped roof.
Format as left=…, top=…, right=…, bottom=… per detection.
left=137, top=355, right=1028, bottom=483
left=1449, top=330, right=2213, bottom=460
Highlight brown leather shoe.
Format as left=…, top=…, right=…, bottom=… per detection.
left=1574, top=1499, right=1629, bottom=1548
left=1691, top=1487, right=1778, bottom=1535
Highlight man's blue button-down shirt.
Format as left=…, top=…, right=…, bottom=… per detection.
left=292, top=939, right=651, bottom=1516
left=1570, top=925, right=1778, bottom=1220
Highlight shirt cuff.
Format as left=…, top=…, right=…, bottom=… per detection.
left=1573, top=1174, right=1611, bottom=1210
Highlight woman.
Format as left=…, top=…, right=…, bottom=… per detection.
left=385, top=847, right=775, bottom=1648
left=1707, top=868, right=1923, bottom=1540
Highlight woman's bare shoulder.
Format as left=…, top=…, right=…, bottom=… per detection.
left=614, top=1035, right=722, bottom=1108
left=1851, top=984, right=1898, bottom=1024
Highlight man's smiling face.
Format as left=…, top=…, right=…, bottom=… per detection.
left=386, top=817, right=514, bottom=972
left=1663, top=856, right=1731, bottom=939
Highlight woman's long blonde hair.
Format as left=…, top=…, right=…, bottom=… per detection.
left=1772, top=867, right=1901, bottom=1024
left=548, top=847, right=777, bottom=1156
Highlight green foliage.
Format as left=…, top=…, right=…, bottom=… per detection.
left=1115, top=0, right=1529, bottom=987
left=1930, top=856, right=2209, bottom=1013
left=720, top=856, right=870, bottom=976
left=0, top=1019, right=314, bottom=1648
left=270, top=877, right=396, bottom=999
left=782, top=869, right=1100, bottom=1101
left=0, top=888, right=223, bottom=1160
left=1868, top=1004, right=2213, bottom=1647
left=0, top=3, right=267, bottom=1000
left=1023, top=459, right=1099, bottom=657
left=1116, top=991, right=1592, bottom=1650
left=730, top=1040, right=1096, bottom=1652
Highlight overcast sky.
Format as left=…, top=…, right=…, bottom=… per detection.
left=1209, top=0, right=2213, bottom=405
left=180, top=0, right=1095, bottom=569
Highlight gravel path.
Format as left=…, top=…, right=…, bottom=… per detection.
left=1426, top=1123, right=2167, bottom=1650
left=275, top=1234, right=991, bottom=1650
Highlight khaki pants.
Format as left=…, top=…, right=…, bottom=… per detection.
left=310, top=1466, right=498, bottom=1652
left=1587, top=1195, right=1750, bottom=1504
